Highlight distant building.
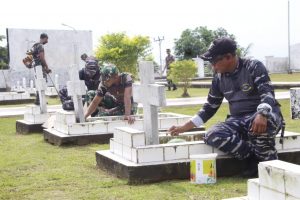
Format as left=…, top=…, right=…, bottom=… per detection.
left=265, top=43, right=300, bottom=73
left=0, top=28, right=93, bottom=89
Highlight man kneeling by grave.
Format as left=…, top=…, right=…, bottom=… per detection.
left=84, top=65, right=137, bottom=124
left=169, top=37, right=284, bottom=177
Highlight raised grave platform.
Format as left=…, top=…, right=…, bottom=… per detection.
left=96, top=130, right=300, bottom=184
left=43, top=111, right=204, bottom=146
left=16, top=105, right=49, bottom=134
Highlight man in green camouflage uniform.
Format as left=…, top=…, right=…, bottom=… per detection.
left=84, top=65, right=137, bottom=123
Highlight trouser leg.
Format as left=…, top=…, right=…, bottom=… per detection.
left=204, top=113, right=281, bottom=161
left=204, top=118, right=253, bottom=160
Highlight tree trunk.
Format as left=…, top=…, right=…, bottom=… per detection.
left=181, top=86, right=190, bottom=97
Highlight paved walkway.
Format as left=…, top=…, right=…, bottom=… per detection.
left=0, top=91, right=290, bottom=117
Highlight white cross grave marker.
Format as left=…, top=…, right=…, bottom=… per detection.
left=133, top=61, right=166, bottom=145
left=66, top=65, right=86, bottom=123
left=34, top=66, right=47, bottom=113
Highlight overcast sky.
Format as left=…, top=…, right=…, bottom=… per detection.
left=0, top=0, right=299, bottom=63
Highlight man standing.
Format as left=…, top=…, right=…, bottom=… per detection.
left=79, top=53, right=100, bottom=91
left=84, top=65, right=137, bottom=124
left=163, top=49, right=177, bottom=91
left=169, top=37, right=284, bottom=177
left=32, top=33, right=51, bottom=105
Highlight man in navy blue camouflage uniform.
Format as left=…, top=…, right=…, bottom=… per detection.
left=169, top=37, right=284, bottom=177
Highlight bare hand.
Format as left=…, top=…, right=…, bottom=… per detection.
left=250, top=114, right=267, bottom=134
left=45, top=68, right=52, bottom=74
left=168, top=125, right=184, bottom=136
left=124, top=115, right=135, bottom=124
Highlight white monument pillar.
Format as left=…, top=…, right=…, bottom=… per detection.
left=193, top=58, right=205, bottom=78
left=133, top=61, right=166, bottom=145
left=35, top=66, right=47, bottom=113
left=66, top=65, right=86, bottom=123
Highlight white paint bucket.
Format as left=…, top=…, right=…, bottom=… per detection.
left=190, top=153, right=217, bottom=184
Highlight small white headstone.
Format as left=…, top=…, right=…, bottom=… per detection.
left=133, top=61, right=166, bottom=145
left=17, top=81, right=20, bottom=90
left=30, top=80, right=34, bottom=89
left=22, top=77, right=26, bottom=89
left=55, top=74, right=59, bottom=90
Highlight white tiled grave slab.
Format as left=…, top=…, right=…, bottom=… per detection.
left=87, top=112, right=191, bottom=133
left=106, top=127, right=300, bottom=165
left=0, top=91, right=30, bottom=101
left=50, top=111, right=193, bottom=136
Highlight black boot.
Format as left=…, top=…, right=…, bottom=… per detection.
left=173, top=84, right=177, bottom=91
left=241, top=155, right=259, bottom=178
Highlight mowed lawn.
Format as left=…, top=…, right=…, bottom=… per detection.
left=0, top=99, right=298, bottom=200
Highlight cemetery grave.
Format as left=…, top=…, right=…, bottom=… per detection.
left=16, top=66, right=51, bottom=134
left=96, top=62, right=300, bottom=184
left=43, top=62, right=205, bottom=146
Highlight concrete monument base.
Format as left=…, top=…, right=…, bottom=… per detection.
left=96, top=149, right=300, bottom=184
left=43, top=129, right=113, bottom=146
left=16, top=120, right=44, bottom=134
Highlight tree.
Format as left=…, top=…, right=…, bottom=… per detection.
left=174, top=26, right=249, bottom=60
left=168, top=60, right=197, bottom=97
left=0, top=35, right=8, bottom=69
left=236, top=43, right=253, bottom=57
left=95, top=33, right=151, bottom=76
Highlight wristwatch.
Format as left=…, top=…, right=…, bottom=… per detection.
left=258, top=109, right=269, bottom=118
left=257, top=103, right=272, bottom=118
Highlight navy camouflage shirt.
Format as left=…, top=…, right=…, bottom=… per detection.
left=193, top=58, right=280, bottom=126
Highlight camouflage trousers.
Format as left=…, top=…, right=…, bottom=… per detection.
left=204, top=112, right=283, bottom=161
left=85, top=90, right=138, bottom=117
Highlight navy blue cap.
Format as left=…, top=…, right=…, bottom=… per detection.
left=200, top=37, right=237, bottom=61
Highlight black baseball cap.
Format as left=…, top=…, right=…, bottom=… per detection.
left=40, top=33, right=48, bottom=39
left=200, top=37, right=237, bottom=61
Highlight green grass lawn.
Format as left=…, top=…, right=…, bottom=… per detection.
left=166, top=88, right=210, bottom=98
left=0, top=99, right=298, bottom=199
left=163, top=99, right=299, bottom=132
left=0, top=97, right=61, bottom=108
left=0, top=116, right=247, bottom=200
left=269, top=72, right=300, bottom=82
